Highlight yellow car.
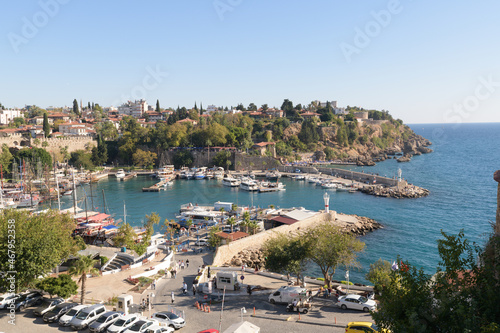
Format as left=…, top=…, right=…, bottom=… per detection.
left=345, top=321, right=390, bottom=332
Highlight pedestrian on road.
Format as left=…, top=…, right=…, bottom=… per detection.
left=186, top=259, right=189, bottom=268
left=192, top=284, right=196, bottom=296
left=181, top=262, right=185, bottom=270
left=171, top=291, right=175, bottom=304
left=198, top=266, right=201, bottom=274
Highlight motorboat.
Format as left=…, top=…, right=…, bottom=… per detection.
left=115, top=169, right=126, bottom=179
left=156, top=165, right=174, bottom=180
left=321, top=183, right=337, bottom=190
left=266, top=171, right=281, bottom=181
left=240, top=178, right=259, bottom=191
left=222, top=176, right=241, bottom=187
left=195, top=167, right=207, bottom=180
left=259, top=181, right=286, bottom=192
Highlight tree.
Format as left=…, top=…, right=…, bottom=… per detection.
left=263, top=232, right=310, bottom=285
left=372, top=230, right=500, bottom=332
left=305, top=222, right=365, bottom=288
left=132, top=149, right=157, bottom=169
left=36, top=274, right=78, bottom=299
left=69, top=255, right=99, bottom=304
left=324, top=147, right=335, bottom=160
left=0, top=144, right=13, bottom=174
left=212, top=150, right=231, bottom=168
left=156, top=100, right=161, bottom=113
left=365, top=258, right=392, bottom=293
left=185, top=219, right=193, bottom=236
left=172, top=150, right=193, bottom=169
left=248, top=103, right=257, bottom=111
left=73, top=99, right=79, bottom=116
left=16, top=147, right=52, bottom=168
left=70, top=150, right=94, bottom=170
left=43, top=113, right=50, bottom=138
left=298, top=119, right=319, bottom=145
left=226, top=217, right=237, bottom=233
left=208, top=225, right=222, bottom=248
left=0, top=210, right=81, bottom=292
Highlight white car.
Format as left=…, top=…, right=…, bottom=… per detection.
left=151, top=312, right=186, bottom=329
left=59, top=304, right=89, bottom=326
left=0, top=293, right=18, bottom=309
left=146, top=324, right=174, bottom=333
left=122, top=319, right=156, bottom=333
left=336, top=294, right=377, bottom=312
left=194, top=239, right=208, bottom=246
left=107, top=313, right=139, bottom=333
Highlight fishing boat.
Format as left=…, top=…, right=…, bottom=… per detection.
left=321, top=182, right=337, bottom=190
left=195, top=167, right=207, bottom=180
left=115, top=169, right=126, bottom=179
left=266, top=170, right=281, bottom=181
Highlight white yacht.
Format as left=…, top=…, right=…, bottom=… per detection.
left=222, top=176, right=241, bottom=187
left=156, top=165, right=174, bottom=180
left=240, top=178, right=259, bottom=191
left=115, top=169, right=126, bottom=179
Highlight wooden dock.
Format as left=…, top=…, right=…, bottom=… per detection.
left=120, top=172, right=137, bottom=181
left=142, top=179, right=168, bottom=192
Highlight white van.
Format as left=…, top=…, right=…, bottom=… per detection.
left=69, top=304, right=107, bottom=330
left=59, top=304, right=89, bottom=326
left=268, top=286, right=308, bottom=304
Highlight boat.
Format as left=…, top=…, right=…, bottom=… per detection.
left=214, top=167, right=224, bottom=180
left=156, top=165, right=174, bottom=180
left=222, top=176, right=241, bottom=187
left=321, top=183, right=337, bottom=190
left=294, top=175, right=305, bottom=180
left=259, top=181, right=286, bottom=192
left=336, top=185, right=350, bottom=192
left=179, top=167, right=189, bottom=179
left=115, top=169, right=126, bottom=179
left=8, top=192, right=41, bottom=208
left=266, top=170, right=281, bottom=181
left=63, top=190, right=73, bottom=196
left=195, top=167, right=207, bottom=180
left=240, top=178, right=259, bottom=191
left=176, top=206, right=224, bottom=226
left=308, top=177, right=318, bottom=184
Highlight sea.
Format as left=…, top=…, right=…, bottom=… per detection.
left=47, top=123, right=500, bottom=285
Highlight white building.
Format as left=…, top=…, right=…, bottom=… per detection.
left=0, top=109, right=22, bottom=125
left=59, top=122, right=93, bottom=136
left=206, top=105, right=218, bottom=114
left=118, top=100, right=148, bottom=118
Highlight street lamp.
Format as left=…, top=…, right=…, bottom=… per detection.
left=240, top=307, right=247, bottom=322
left=323, top=192, right=330, bottom=213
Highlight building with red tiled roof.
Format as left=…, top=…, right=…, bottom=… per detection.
left=300, top=111, right=321, bottom=119
left=176, top=118, right=197, bottom=125
left=214, top=231, right=249, bottom=245
left=252, top=142, right=276, bottom=157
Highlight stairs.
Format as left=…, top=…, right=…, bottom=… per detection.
left=102, top=254, right=135, bottom=272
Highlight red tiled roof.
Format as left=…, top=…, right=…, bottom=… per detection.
left=253, top=142, right=275, bottom=147
left=270, top=216, right=298, bottom=225
left=215, top=231, right=249, bottom=241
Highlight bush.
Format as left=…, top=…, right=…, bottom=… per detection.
left=100, top=256, right=109, bottom=266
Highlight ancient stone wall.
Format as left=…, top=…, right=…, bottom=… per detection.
left=212, top=212, right=333, bottom=267
left=32, top=137, right=97, bottom=157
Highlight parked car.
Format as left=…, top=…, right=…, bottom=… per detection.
left=13, top=291, right=43, bottom=311
left=345, top=321, right=391, bottom=332
left=70, top=304, right=107, bottom=330
left=89, top=311, right=123, bottom=333
left=59, top=304, right=89, bottom=326
left=337, top=294, right=377, bottom=312
left=107, top=313, right=139, bottom=333
left=0, top=293, right=19, bottom=309
left=33, top=297, right=64, bottom=316
left=146, top=324, right=174, bottom=333
left=151, top=312, right=186, bottom=330
left=194, top=239, right=208, bottom=246
left=123, top=319, right=156, bottom=333
left=43, top=302, right=78, bottom=323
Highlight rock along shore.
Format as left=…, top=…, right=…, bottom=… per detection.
left=361, top=184, right=430, bottom=198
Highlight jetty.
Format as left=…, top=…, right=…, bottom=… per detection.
left=142, top=179, right=168, bottom=192
left=120, top=172, right=137, bottom=181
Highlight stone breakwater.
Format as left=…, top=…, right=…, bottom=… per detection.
left=223, top=214, right=382, bottom=268
left=361, top=184, right=430, bottom=198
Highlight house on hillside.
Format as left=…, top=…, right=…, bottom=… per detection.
left=252, top=142, right=276, bottom=157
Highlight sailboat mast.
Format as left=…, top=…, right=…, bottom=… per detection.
left=54, top=163, right=61, bottom=211
left=72, top=172, right=78, bottom=216
left=101, top=189, right=107, bottom=214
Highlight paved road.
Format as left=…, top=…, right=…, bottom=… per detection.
left=0, top=248, right=373, bottom=333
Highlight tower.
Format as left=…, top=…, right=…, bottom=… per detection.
left=323, top=192, right=330, bottom=213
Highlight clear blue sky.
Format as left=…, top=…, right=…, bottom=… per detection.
left=1, top=0, right=500, bottom=123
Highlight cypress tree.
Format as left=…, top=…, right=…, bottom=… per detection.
left=200, top=102, right=203, bottom=115
left=194, top=102, right=198, bottom=111
left=43, top=113, right=50, bottom=138
left=73, top=99, right=79, bottom=116
left=156, top=100, right=160, bottom=113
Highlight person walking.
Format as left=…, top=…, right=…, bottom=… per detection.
left=192, top=284, right=196, bottom=296
left=171, top=291, right=175, bottom=304
left=186, top=259, right=190, bottom=268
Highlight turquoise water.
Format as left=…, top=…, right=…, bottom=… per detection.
left=48, top=123, right=500, bottom=284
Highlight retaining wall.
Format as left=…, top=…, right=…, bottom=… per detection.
left=212, top=212, right=335, bottom=267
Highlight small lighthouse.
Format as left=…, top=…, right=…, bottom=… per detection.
left=323, top=192, right=330, bottom=213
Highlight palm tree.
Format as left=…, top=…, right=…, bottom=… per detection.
left=185, top=219, right=193, bottom=236
left=69, top=255, right=99, bottom=304
left=227, top=217, right=237, bottom=233
left=242, top=211, right=251, bottom=233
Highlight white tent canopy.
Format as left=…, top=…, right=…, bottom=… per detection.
left=223, top=321, right=260, bottom=333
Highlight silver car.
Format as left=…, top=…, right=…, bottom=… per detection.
left=151, top=312, right=186, bottom=330
left=89, top=311, right=123, bottom=333
left=69, top=304, right=107, bottom=330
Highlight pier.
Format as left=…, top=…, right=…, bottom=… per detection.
left=142, top=179, right=169, bottom=192
left=120, top=172, right=137, bottom=181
